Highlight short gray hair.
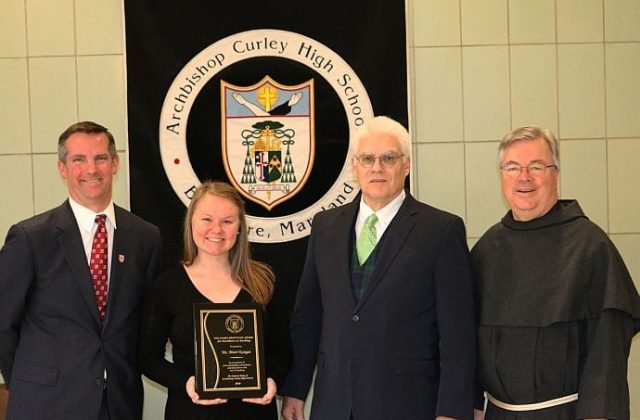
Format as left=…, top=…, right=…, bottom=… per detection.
left=498, top=125, right=559, bottom=169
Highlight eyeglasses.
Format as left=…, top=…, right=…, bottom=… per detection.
left=501, top=162, right=557, bottom=177
left=354, top=152, right=405, bottom=168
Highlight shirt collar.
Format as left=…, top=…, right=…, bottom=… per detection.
left=358, top=189, right=406, bottom=227
left=68, top=197, right=117, bottom=233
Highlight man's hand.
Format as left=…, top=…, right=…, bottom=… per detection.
left=282, top=396, right=306, bottom=420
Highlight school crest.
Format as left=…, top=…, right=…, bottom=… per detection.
left=221, top=76, right=315, bottom=210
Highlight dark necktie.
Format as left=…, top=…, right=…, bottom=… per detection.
left=90, top=214, right=109, bottom=321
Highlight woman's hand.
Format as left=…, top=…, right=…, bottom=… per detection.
left=242, top=378, right=277, bottom=405
left=185, top=376, right=228, bottom=405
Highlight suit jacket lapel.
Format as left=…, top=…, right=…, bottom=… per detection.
left=331, top=200, right=360, bottom=307
left=104, top=206, right=130, bottom=328
left=355, top=194, right=418, bottom=310
left=56, top=201, right=102, bottom=327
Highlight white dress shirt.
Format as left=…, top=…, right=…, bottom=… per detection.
left=68, top=197, right=117, bottom=286
left=355, top=190, right=406, bottom=243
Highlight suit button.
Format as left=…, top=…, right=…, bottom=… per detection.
left=352, top=315, right=359, bottom=322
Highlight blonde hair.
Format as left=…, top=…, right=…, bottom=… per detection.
left=182, top=181, right=274, bottom=305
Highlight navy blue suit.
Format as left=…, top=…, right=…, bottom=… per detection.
left=0, top=201, right=161, bottom=419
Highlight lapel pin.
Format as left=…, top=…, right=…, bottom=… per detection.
left=118, top=254, right=125, bottom=263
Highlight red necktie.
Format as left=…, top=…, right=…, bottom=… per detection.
left=90, top=214, right=109, bottom=321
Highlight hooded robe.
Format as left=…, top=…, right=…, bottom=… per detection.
left=471, top=200, right=640, bottom=420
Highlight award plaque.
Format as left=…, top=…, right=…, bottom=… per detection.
left=193, top=302, right=266, bottom=399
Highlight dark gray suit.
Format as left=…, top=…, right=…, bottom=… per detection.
left=0, top=201, right=161, bottom=419
left=282, top=193, right=476, bottom=420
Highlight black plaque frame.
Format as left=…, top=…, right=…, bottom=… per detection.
left=193, top=302, right=266, bottom=399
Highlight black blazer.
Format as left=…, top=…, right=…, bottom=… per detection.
left=282, top=193, right=476, bottom=420
left=0, top=201, right=161, bottom=420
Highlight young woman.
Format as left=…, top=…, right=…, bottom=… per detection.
left=139, top=181, right=291, bottom=419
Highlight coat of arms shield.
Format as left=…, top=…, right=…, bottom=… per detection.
left=221, top=76, right=315, bottom=210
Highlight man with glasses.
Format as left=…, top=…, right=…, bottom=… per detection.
left=281, top=116, right=476, bottom=420
left=471, top=126, right=640, bottom=419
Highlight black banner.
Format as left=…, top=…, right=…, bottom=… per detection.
left=124, top=0, right=408, bottom=311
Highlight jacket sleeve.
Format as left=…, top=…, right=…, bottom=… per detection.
left=280, top=228, right=323, bottom=401
left=264, top=280, right=293, bottom=391
left=137, top=277, right=192, bottom=392
left=144, top=226, right=162, bottom=288
left=434, top=217, right=477, bottom=420
left=0, top=225, right=36, bottom=387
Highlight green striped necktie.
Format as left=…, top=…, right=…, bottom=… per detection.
left=357, top=213, right=378, bottom=265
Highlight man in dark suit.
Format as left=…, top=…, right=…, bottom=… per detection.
left=281, top=116, right=476, bottom=420
left=0, top=121, right=161, bottom=420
